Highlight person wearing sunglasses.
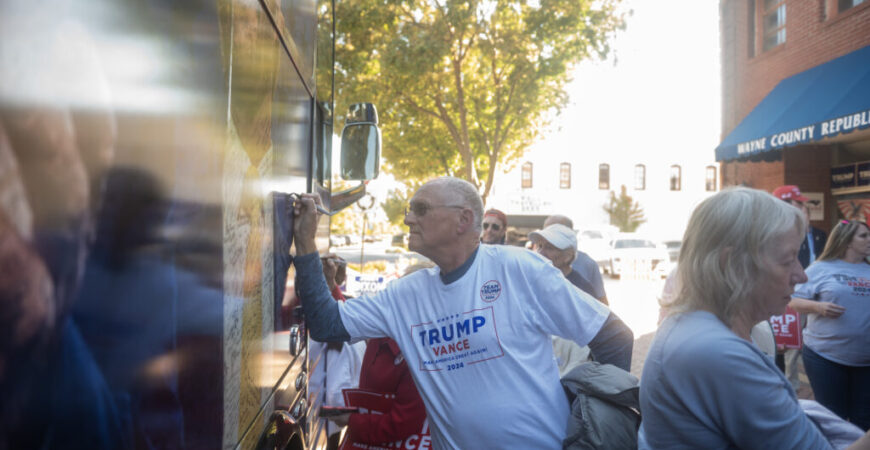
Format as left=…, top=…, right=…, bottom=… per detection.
left=291, top=176, right=633, bottom=450
left=480, top=208, right=507, bottom=245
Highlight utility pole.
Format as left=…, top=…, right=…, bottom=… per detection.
left=357, top=193, right=375, bottom=270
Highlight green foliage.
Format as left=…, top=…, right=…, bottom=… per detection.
left=330, top=208, right=359, bottom=235
left=334, top=0, right=626, bottom=202
left=347, top=260, right=388, bottom=274
left=381, top=188, right=410, bottom=226
left=603, top=185, right=646, bottom=232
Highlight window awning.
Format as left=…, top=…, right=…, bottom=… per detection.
left=716, top=45, right=870, bottom=162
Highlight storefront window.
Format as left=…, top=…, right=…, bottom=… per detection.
left=634, top=164, right=646, bottom=191
left=669, top=165, right=681, bottom=191
left=521, top=162, right=533, bottom=188
left=839, top=0, right=866, bottom=12
left=599, top=163, right=610, bottom=190
left=560, top=163, right=571, bottom=189
left=706, top=165, right=718, bottom=192
left=747, top=0, right=756, bottom=57
left=762, top=0, right=786, bottom=51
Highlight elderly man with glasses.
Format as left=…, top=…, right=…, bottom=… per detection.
left=291, top=177, right=633, bottom=450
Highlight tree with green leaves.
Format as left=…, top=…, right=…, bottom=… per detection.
left=603, top=185, right=645, bottom=232
left=333, top=0, right=626, bottom=203
left=380, top=188, right=411, bottom=226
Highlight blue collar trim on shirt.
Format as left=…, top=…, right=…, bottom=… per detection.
left=439, top=246, right=479, bottom=285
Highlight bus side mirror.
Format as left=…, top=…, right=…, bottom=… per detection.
left=340, top=103, right=380, bottom=181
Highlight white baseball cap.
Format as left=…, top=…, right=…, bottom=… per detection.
left=528, top=224, right=577, bottom=251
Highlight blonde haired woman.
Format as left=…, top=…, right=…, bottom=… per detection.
left=639, top=187, right=870, bottom=449
left=791, top=219, right=870, bottom=430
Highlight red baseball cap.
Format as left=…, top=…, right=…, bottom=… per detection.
left=772, top=185, right=809, bottom=202
left=484, top=208, right=507, bottom=226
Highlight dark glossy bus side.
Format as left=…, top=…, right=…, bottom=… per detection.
left=0, top=0, right=378, bottom=449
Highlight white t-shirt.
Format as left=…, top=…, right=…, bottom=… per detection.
left=309, top=340, right=366, bottom=435
left=794, top=259, right=870, bottom=366
left=338, top=245, right=610, bottom=449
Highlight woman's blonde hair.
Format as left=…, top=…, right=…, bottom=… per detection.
left=818, top=220, right=870, bottom=262
left=663, top=187, right=806, bottom=326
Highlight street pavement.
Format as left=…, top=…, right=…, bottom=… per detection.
left=602, top=277, right=663, bottom=378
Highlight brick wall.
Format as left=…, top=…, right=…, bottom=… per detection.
left=721, top=157, right=784, bottom=190
left=785, top=145, right=834, bottom=231
left=720, top=0, right=870, bottom=136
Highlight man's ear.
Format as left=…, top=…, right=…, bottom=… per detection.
left=456, top=208, right=475, bottom=235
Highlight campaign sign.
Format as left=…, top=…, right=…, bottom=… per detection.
left=340, top=389, right=430, bottom=450
left=831, top=164, right=856, bottom=189
left=769, top=306, right=802, bottom=349
left=859, top=161, right=870, bottom=187
left=351, top=274, right=387, bottom=295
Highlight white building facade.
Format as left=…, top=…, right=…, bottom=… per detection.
left=487, top=154, right=718, bottom=241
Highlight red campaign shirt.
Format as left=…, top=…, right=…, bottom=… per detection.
left=345, top=337, right=427, bottom=444
left=332, top=286, right=346, bottom=302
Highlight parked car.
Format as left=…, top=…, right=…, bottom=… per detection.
left=662, top=240, right=682, bottom=263
left=346, top=234, right=361, bottom=246
left=577, top=225, right=618, bottom=265
left=329, top=234, right=346, bottom=247
left=603, top=234, right=670, bottom=279
left=391, top=233, right=408, bottom=248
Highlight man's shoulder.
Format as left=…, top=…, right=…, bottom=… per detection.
left=481, top=243, right=539, bottom=261
left=575, top=250, right=596, bottom=264
left=572, top=251, right=599, bottom=272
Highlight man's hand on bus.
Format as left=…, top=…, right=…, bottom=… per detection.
left=292, top=193, right=321, bottom=256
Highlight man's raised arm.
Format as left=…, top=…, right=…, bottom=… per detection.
left=292, top=194, right=350, bottom=342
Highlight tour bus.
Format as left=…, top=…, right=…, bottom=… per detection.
left=0, top=0, right=378, bottom=449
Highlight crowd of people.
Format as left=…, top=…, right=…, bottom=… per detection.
left=296, top=176, right=870, bottom=449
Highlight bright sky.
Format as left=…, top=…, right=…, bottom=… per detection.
left=351, top=0, right=721, bottom=205
left=527, top=0, right=721, bottom=168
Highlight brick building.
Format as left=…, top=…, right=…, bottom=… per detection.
left=718, top=0, right=870, bottom=230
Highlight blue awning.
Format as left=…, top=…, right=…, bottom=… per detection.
left=716, top=45, right=870, bottom=161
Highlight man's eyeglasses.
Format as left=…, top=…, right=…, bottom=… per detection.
left=482, top=223, right=502, bottom=231
left=404, top=202, right=464, bottom=217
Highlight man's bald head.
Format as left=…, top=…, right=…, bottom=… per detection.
left=423, top=177, right=484, bottom=233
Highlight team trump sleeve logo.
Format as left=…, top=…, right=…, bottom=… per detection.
left=411, top=306, right=504, bottom=372
left=480, top=280, right=502, bottom=302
